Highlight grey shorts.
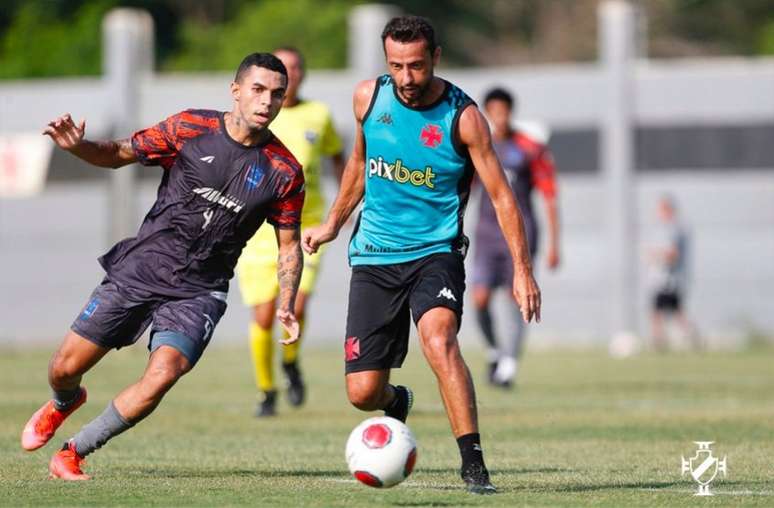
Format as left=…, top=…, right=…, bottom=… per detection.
left=71, top=277, right=227, bottom=366
left=472, top=235, right=537, bottom=290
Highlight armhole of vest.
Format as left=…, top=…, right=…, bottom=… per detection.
left=361, top=79, right=382, bottom=125
left=452, top=100, right=475, bottom=159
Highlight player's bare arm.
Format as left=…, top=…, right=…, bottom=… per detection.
left=276, top=226, right=303, bottom=344
left=459, top=104, right=542, bottom=322
left=332, top=152, right=347, bottom=183
left=43, top=113, right=137, bottom=169
left=302, top=80, right=374, bottom=254
left=544, top=194, right=561, bottom=269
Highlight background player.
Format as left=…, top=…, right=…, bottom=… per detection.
left=236, top=47, right=345, bottom=417
left=302, top=16, right=541, bottom=494
left=648, top=195, right=699, bottom=351
left=21, top=53, right=305, bottom=480
left=472, top=87, right=560, bottom=388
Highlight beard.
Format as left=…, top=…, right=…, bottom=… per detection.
left=398, top=79, right=432, bottom=103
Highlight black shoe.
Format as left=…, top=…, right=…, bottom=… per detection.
left=282, top=362, right=306, bottom=407
left=461, top=463, right=497, bottom=495
left=487, top=361, right=498, bottom=385
left=384, top=385, right=413, bottom=423
left=255, top=390, right=277, bottom=417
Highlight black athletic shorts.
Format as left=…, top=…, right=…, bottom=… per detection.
left=653, top=289, right=681, bottom=312
left=344, top=252, right=465, bottom=374
left=71, top=277, right=227, bottom=366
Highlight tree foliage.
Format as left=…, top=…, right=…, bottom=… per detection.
left=1, top=0, right=773, bottom=79
left=164, top=0, right=354, bottom=72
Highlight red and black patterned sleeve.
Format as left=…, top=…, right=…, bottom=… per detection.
left=265, top=143, right=305, bottom=229
left=267, top=168, right=305, bottom=229
left=131, top=109, right=220, bottom=170
left=515, top=132, right=558, bottom=200
left=531, top=147, right=557, bottom=200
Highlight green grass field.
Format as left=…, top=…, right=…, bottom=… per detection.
left=1, top=344, right=772, bottom=506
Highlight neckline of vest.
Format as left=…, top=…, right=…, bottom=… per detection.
left=390, top=78, right=450, bottom=111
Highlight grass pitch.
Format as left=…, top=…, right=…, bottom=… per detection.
left=1, top=344, right=772, bottom=506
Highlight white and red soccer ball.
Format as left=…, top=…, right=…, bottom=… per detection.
left=345, top=416, right=417, bottom=488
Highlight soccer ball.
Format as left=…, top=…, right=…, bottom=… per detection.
left=345, top=416, right=417, bottom=488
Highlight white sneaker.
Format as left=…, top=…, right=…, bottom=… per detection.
left=493, top=357, right=517, bottom=385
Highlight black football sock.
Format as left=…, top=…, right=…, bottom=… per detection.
left=52, top=387, right=82, bottom=412
left=382, top=385, right=399, bottom=411
left=457, top=432, right=485, bottom=469
left=475, top=306, right=498, bottom=350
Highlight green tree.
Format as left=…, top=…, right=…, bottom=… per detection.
left=0, top=1, right=113, bottom=79
left=165, top=0, right=356, bottom=71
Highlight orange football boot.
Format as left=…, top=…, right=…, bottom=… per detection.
left=49, top=441, right=90, bottom=481
left=21, top=388, right=87, bottom=451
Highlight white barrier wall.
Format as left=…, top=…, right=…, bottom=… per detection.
left=1, top=171, right=772, bottom=346
left=1, top=3, right=773, bottom=346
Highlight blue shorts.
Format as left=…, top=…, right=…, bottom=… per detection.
left=71, top=277, right=227, bottom=367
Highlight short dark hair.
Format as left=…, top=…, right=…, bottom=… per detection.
left=483, top=87, right=516, bottom=110
left=273, top=46, right=306, bottom=72
left=235, top=53, right=287, bottom=82
left=381, top=15, right=437, bottom=55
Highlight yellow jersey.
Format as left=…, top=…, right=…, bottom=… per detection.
left=269, top=99, right=342, bottom=225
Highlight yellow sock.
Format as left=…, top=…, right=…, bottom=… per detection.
left=282, top=318, right=304, bottom=364
left=249, top=322, right=274, bottom=392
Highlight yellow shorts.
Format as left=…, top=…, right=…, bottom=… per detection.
left=236, top=224, right=324, bottom=307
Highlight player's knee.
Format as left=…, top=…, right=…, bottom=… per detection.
left=347, top=384, right=382, bottom=411
left=142, top=363, right=185, bottom=396
left=253, top=301, right=276, bottom=329
left=293, top=296, right=307, bottom=320
left=48, top=351, right=82, bottom=385
left=472, top=287, right=490, bottom=309
left=423, top=333, right=460, bottom=367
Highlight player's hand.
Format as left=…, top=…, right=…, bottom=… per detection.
left=512, top=266, right=541, bottom=323
left=277, top=308, right=300, bottom=344
left=43, top=114, right=85, bottom=151
left=546, top=246, right=560, bottom=270
left=302, top=223, right=337, bottom=254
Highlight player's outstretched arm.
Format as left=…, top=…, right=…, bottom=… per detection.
left=302, top=80, right=373, bottom=254
left=43, top=113, right=137, bottom=169
left=276, top=227, right=303, bottom=344
left=460, top=105, right=542, bottom=323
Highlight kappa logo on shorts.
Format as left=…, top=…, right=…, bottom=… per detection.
left=345, top=336, right=360, bottom=362
left=436, top=287, right=457, bottom=302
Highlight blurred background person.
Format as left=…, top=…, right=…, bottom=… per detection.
left=236, top=47, right=345, bottom=417
left=648, top=195, right=700, bottom=351
left=472, top=87, right=560, bottom=388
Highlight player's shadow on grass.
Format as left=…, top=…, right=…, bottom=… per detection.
left=418, top=466, right=573, bottom=475
left=544, top=480, right=683, bottom=493
left=391, top=503, right=471, bottom=507
left=132, top=467, right=347, bottom=479
left=546, top=479, right=756, bottom=493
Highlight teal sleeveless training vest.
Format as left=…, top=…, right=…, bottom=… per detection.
left=349, top=75, right=475, bottom=266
